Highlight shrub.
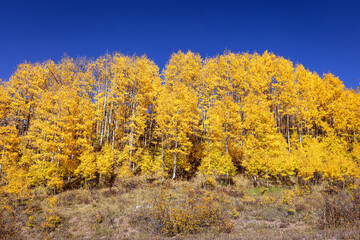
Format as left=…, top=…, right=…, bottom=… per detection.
left=146, top=186, right=234, bottom=236
left=319, top=188, right=360, bottom=229
left=217, top=186, right=245, bottom=198
left=201, top=176, right=216, bottom=190
left=40, top=197, right=62, bottom=232
left=0, top=201, right=18, bottom=238
left=40, top=212, right=62, bottom=232
left=119, top=177, right=143, bottom=192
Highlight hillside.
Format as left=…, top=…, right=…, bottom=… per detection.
left=1, top=50, right=360, bottom=239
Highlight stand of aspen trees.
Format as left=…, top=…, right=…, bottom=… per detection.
left=1, top=50, right=360, bottom=197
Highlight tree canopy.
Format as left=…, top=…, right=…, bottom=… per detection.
left=1, top=50, right=360, bottom=197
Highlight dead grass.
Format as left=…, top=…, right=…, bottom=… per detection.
left=318, top=187, right=360, bottom=229
left=130, top=185, right=234, bottom=236
left=2, top=175, right=360, bottom=239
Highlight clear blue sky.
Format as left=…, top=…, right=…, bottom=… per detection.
left=1, top=0, right=359, bottom=88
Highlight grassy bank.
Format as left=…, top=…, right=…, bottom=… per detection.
left=1, top=175, right=360, bottom=239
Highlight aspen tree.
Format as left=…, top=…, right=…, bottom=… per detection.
left=160, top=51, right=201, bottom=179
left=0, top=50, right=359, bottom=191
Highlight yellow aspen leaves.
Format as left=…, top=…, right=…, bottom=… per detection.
left=0, top=50, right=359, bottom=197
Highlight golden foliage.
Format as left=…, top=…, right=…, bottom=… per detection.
left=0, top=50, right=359, bottom=202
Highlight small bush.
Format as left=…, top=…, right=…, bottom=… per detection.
left=295, top=202, right=308, bottom=212
left=216, top=175, right=235, bottom=186
left=319, top=188, right=360, bottom=229
left=119, top=176, right=145, bottom=192
left=142, top=186, right=234, bottom=236
left=102, top=188, right=123, bottom=197
left=216, top=186, right=245, bottom=198
left=40, top=212, right=62, bottom=232
left=40, top=197, right=62, bottom=232
left=57, top=189, right=92, bottom=206
left=233, top=200, right=245, bottom=212
left=0, top=204, right=18, bottom=239
left=233, top=175, right=251, bottom=189
left=201, top=177, right=216, bottom=190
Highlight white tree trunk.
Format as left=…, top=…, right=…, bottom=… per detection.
left=172, top=141, right=178, bottom=180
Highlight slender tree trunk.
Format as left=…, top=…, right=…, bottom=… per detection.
left=96, top=100, right=100, bottom=136
left=299, top=121, right=303, bottom=149
left=100, top=81, right=108, bottom=146
left=287, top=114, right=291, bottom=152
left=204, top=111, right=211, bottom=170
left=225, top=123, right=229, bottom=154
left=43, top=134, right=47, bottom=162
left=107, top=101, right=113, bottom=144
left=161, top=135, right=164, bottom=182
left=208, top=139, right=211, bottom=169
left=129, top=107, right=135, bottom=171
left=112, top=120, right=117, bottom=150
left=172, top=141, right=178, bottom=180
left=0, top=144, right=5, bottom=173
left=147, top=110, right=154, bottom=148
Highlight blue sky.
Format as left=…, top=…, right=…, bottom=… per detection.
left=1, top=0, right=359, bottom=88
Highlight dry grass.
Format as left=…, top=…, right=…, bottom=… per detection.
left=130, top=185, right=234, bottom=236
left=2, top=175, right=360, bottom=239
left=318, top=187, right=360, bottom=229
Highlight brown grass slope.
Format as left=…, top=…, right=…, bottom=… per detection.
left=1, top=175, right=360, bottom=240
